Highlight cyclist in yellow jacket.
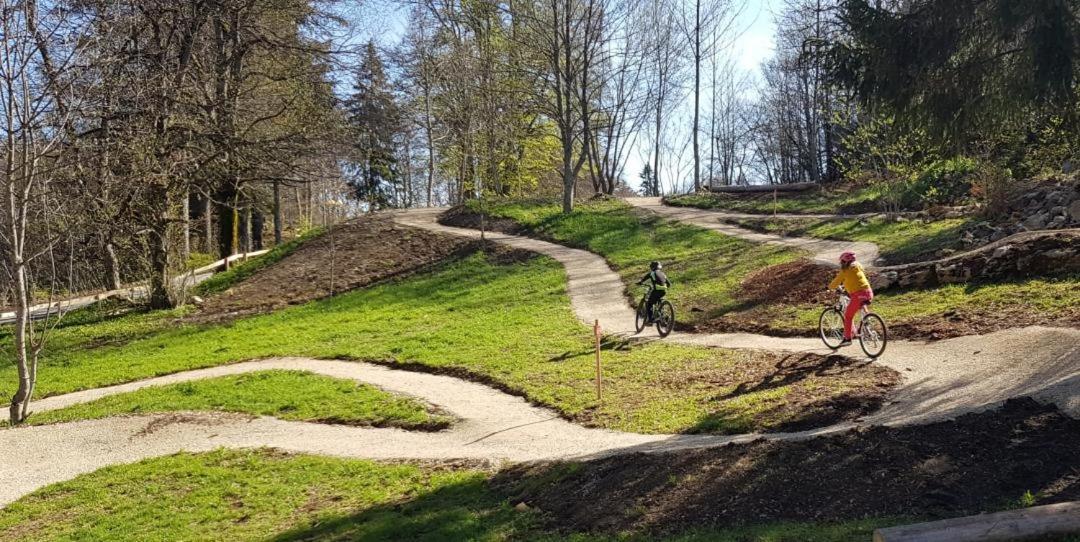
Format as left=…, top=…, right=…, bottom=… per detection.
left=828, top=251, right=873, bottom=346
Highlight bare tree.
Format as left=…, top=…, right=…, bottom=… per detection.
left=1, top=0, right=87, bottom=423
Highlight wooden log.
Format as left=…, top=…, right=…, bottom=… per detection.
left=873, top=502, right=1080, bottom=542
left=708, top=182, right=818, bottom=194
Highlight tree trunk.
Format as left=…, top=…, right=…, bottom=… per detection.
left=239, top=206, right=251, bottom=253
left=692, top=0, right=701, bottom=193
left=272, top=178, right=282, bottom=245
left=215, top=187, right=236, bottom=258
left=252, top=209, right=264, bottom=250
left=182, top=188, right=190, bottom=262
left=562, top=143, right=575, bottom=213
left=147, top=187, right=173, bottom=310
left=203, top=196, right=213, bottom=254
left=104, top=238, right=121, bottom=290
left=8, top=258, right=33, bottom=424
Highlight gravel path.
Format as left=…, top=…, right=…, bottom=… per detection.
left=626, top=197, right=882, bottom=267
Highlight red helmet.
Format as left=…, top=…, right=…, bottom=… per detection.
left=839, top=251, right=856, bottom=264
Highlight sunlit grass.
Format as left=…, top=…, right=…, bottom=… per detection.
left=14, top=370, right=450, bottom=430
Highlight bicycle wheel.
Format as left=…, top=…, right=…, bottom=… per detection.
left=635, top=298, right=648, bottom=333
left=818, top=308, right=845, bottom=349
left=655, top=301, right=675, bottom=338
left=858, top=313, right=888, bottom=358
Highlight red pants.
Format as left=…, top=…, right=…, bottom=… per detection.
left=845, top=289, right=874, bottom=340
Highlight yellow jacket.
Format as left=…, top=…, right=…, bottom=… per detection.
left=829, top=262, right=872, bottom=293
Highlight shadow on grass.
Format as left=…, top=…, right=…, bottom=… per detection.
left=264, top=456, right=900, bottom=542
left=268, top=475, right=532, bottom=542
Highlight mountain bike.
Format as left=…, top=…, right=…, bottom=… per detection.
left=819, top=288, right=888, bottom=358
left=635, top=286, right=675, bottom=338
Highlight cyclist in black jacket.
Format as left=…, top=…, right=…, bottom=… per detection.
left=636, top=261, right=671, bottom=322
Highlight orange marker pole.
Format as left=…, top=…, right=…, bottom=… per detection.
left=594, top=319, right=602, bottom=402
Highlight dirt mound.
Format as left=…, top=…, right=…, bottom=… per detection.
left=191, top=216, right=474, bottom=322
left=737, top=258, right=835, bottom=305
left=498, top=398, right=1080, bottom=535
left=890, top=305, right=1080, bottom=341
left=439, top=205, right=526, bottom=235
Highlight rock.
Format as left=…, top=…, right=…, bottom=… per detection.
left=937, top=248, right=957, bottom=258
left=1051, top=205, right=1069, bottom=217
left=992, top=245, right=1013, bottom=259
left=878, top=230, right=1080, bottom=290
left=936, top=262, right=971, bottom=283
left=1069, top=200, right=1080, bottom=222
left=1022, top=212, right=1048, bottom=230
left=1047, top=191, right=1068, bottom=206
left=990, top=229, right=1009, bottom=242
left=514, top=502, right=530, bottom=512
left=191, top=295, right=205, bottom=306
left=1049, top=215, right=1067, bottom=229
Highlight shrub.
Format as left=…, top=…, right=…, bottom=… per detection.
left=970, top=164, right=1020, bottom=216
left=879, top=157, right=979, bottom=211
left=908, top=157, right=978, bottom=207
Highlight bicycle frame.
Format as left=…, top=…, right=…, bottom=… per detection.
left=834, top=293, right=872, bottom=334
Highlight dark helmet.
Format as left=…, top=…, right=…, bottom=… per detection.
left=650, top=261, right=662, bottom=270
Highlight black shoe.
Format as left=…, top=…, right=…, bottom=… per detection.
left=838, top=339, right=852, bottom=347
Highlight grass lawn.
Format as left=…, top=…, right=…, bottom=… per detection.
left=722, top=215, right=974, bottom=264
left=469, top=198, right=806, bottom=325
left=0, top=449, right=900, bottom=542
left=666, top=185, right=890, bottom=215
left=0, top=251, right=887, bottom=435
left=12, top=370, right=451, bottom=430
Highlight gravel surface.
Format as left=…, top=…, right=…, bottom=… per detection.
left=626, top=197, right=882, bottom=267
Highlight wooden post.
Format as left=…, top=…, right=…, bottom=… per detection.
left=594, top=319, right=602, bottom=402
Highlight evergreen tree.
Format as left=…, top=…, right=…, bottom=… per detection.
left=639, top=164, right=658, bottom=196
left=347, top=42, right=401, bottom=210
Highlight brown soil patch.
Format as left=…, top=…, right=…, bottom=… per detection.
left=738, top=258, right=835, bottom=306
left=890, top=305, right=1080, bottom=341
left=134, top=411, right=248, bottom=437
left=439, top=205, right=527, bottom=235
left=190, top=216, right=473, bottom=322
left=497, top=398, right=1080, bottom=535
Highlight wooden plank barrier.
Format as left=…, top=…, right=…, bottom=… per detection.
left=873, top=502, right=1080, bottom=542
